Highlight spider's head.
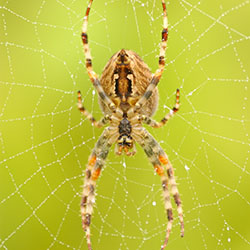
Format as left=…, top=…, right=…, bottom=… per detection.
left=116, top=134, right=135, bottom=156
left=117, top=134, right=133, bottom=148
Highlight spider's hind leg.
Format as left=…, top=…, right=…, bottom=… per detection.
left=81, top=0, right=117, bottom=113
left=128, top=0, right=169, bottom=115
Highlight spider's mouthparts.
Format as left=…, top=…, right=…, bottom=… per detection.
left=117, top=134, right=133, bottom=147
left=116, top=134, right=135, bottom=156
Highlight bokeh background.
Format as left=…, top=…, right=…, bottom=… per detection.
left=1, top=0, right=250, bottom=250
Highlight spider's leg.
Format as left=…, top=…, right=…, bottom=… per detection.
left=159, top=0, right=168, bottom=72
left=81, top=0, right=94, bottom=79
left=77, top=91, right=111, bottom=128
left=138, top=89, right=180, bottom=128
left=158, top=152, right=184, bottom=237
left=128, top=0, right=168, bottom=116
left=81, top=128, right=114, bottom=250
left=81, top=0, right=116, bottom=112
left=134, top=130, right=173, bottom=248
left=133, top=129, right=184, bottom=249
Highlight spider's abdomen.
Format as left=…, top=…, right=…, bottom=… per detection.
left=100, top=49, right=158, bottom=116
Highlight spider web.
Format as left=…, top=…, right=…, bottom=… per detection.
left=0, top=0, right=250, bottom=249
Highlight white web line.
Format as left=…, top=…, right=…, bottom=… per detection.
left=1, top=0, right=250, bottom=250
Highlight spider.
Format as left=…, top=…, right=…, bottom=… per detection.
left=78, top=0, right=184, bottom=249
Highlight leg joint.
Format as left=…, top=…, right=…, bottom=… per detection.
left=167, top=209, right=173, bottom=221
left=159, top=56, right=165, bottom=66
left=162, top=28, right=168, bottom=41
left=81, top=32, right=88, bottom=44
left=84, top=213, right=91, bottom=227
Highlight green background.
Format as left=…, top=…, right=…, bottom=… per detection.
left=0, top=0, right=250, bottom=250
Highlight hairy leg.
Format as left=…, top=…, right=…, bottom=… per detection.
left=133, top=128, right=184, bottom=249
left=137, top=89, right=180, bottom=128
left=81, top=128, right=113, bottom=250
left=81, top=0, right=116, bottom=112
left=128, top=0, right=169, bottom=116
left=77, top=90, right=111, bottom=128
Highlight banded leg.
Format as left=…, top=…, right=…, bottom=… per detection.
left=77, top=91, right=111, bottom=128
left=81, top=0, right=94, bottom=79
left=141, top=89, right=180, bottom=128
left=128, top=0, right=169, bottom=116
left=81, top=0, right=116, bottom=112
left=134, top=129, right=184, bottom=249
left=81, top=129, right=112, bottom=250
left=159, top=153, right=184, bottom=238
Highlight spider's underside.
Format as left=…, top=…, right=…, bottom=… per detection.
left=78, top=1, right=184, bottom=249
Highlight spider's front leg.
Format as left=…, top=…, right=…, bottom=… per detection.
left=133, top=129, right=184, bottom=249
left=81, top=128, right=114, bottom=250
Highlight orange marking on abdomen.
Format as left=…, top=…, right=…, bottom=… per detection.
left=159, top=155, right=168, bottom=165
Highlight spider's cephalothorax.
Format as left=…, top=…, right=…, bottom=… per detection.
left=117, top=115, right=134, bottom=155
left=78, top=1, right=184, bottom=250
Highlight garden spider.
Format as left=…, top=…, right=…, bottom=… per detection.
left=78, top=0, right=184, bottom=249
